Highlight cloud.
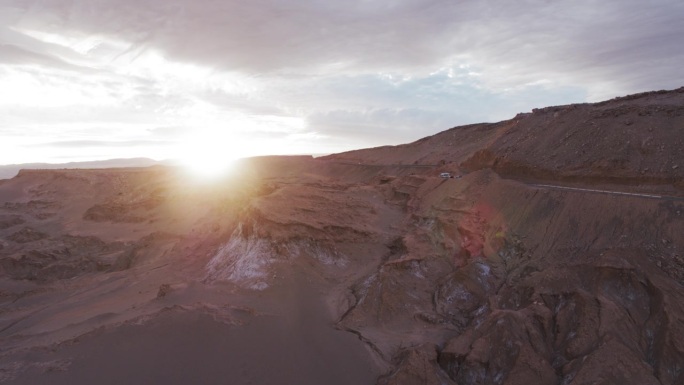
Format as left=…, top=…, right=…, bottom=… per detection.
left=305, top=77, right=587, bottom=146
left=0, top=43, right=78, bottom=69
left=0, top=0, right=682, bottom=163
left=8, top=0, right=682, bottom=87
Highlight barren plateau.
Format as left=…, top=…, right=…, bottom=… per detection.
left=1, top=87, right=684, bottom=384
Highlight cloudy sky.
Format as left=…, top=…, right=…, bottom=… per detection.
left=1, top=0, right=683, bottom=166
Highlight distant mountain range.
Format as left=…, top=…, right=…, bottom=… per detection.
left=0, top=157, right=164, bottom=180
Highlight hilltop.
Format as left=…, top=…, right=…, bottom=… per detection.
left=0, top=158, right=162, bottom=180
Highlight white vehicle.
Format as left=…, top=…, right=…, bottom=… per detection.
left=439, top=172, right=451, bottom=178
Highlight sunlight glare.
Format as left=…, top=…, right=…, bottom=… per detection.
left=178, top=127, right=245, bottom=180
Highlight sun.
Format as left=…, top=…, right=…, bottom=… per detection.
left=181, top=150, right=235, bottom=179
left=177, top=128, right=245, bottom=179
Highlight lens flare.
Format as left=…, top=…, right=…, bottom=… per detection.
left=177, top=128, right=244, bottom=179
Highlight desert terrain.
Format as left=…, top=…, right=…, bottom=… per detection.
left=1, top=87, right=684, bottom=384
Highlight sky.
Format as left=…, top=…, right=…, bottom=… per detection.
left=1, top=0, right=683, bottom=166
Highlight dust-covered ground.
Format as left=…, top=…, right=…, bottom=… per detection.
left=2, top=87, right=684, bottom=384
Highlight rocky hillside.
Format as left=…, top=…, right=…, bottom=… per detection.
left=1, top=88, right=683, bottom=385
left=327, top=86, right=684, bottom=189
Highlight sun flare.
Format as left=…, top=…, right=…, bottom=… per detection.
left=177, top=128, right=245, bottom=179
left=181, top=152, right=236, bottom=179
